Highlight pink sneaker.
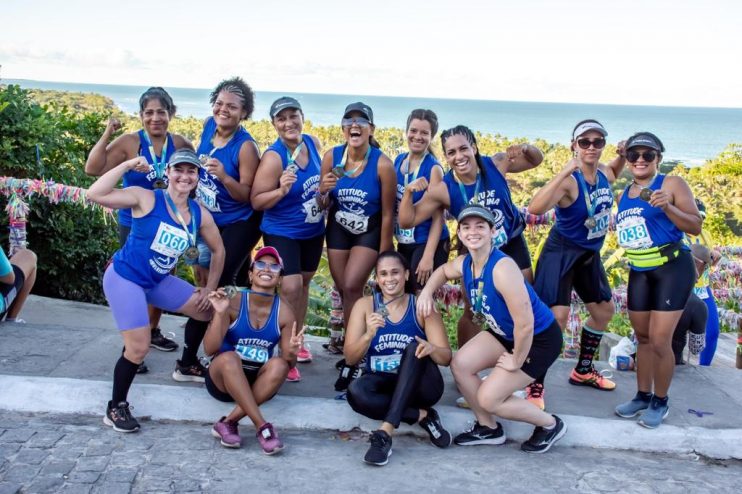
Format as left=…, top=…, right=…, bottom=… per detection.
left=297, top=343, right=313, bottom=363
left=286, top=366, right=301, bottom=382
left=211, top=417, right=241, bottom=448
left=256, top=422, right=284, bottom=455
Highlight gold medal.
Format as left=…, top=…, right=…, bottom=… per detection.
left=153, top=179, right=167, bottom=190
left=184, top=246, right=199, bottom=261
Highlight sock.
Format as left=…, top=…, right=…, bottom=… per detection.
left=637, top=391, right=653, bottom=402
left=575, top=325, right=603, bottom=374
left=653, top=395, right=668, bottom=406
left=181, top=318, right=208, bottom=366
left=112, top=355, right=140, bottom=404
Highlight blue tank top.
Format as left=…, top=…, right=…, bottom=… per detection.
left=260, top=135, right=325, bottom=239
left=462, top=249, right=554, bottom=340
left=555, top=169, right=614, bottom=251
left=118, top=130, right=177, bottom=228
left=443, top=156, right=524, bottom=248
left=113, top=190, right=202, bottom=288
left=218, top=293, right=282, bottom=371
left=195, top=117, right=257, bottom=226
left=365, top=293, right=426, bottom=374
left=329, top=145, right=383, bottom=234
left=394, top=153, right=450, bottom=245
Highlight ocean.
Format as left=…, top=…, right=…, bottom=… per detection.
left=7, top=79, right=742, bottom=164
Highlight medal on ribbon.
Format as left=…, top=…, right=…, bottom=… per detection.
left=143, top=132, right=169, bottom=189
left=577, top=171, right=599, bottom=230
left=163, top=191, right=198, bottom=261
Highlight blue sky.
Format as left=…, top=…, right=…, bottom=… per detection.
left=2, top=0, right=741, bottom=107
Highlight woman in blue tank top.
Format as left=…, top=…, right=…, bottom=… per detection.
left=316, top=102, right=397, bottom=346
left=251, top=97, right=325, bottom=371
left=202, top=246, right=303, bottom=455
left=526, top=120, right=627, bottom=405
left=398, top=125, right=543, bottom=348
left=613, top=132, right=702, bottom=429
left=180, top=78, right=264, bottom=384
left=85, top=87, right=193, bottom=361
left=87, top=149, right=225, bottom=435
left=418, top=205, right=566, bottom=454
left=394, top=109, right=450, bottom=292
left=344, top=251, right=452, bottom=466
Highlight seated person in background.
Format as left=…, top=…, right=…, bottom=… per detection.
left=672, top=244, right=712, bottom=365
left=0, top=247, right=38, bottom=323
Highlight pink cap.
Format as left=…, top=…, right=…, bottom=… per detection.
left=253, top=246, right=284, bottom=268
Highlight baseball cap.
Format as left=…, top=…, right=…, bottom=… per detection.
left=253, top=246, right=284, bottom=268
left=457, top=204, right=495, bottom=226
left=343, top=102, right=374, bottom=124
left=572, top=120, right=607, bottom=140
left=269, top=96, right=302, bottom=119
left=167, top=149, right=201, bottom=168
left=626, top=132, right=665, bottom=152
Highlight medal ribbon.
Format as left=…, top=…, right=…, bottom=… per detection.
left=285, top=140, right=304, bottom=168
left=454, top=171, right=482, bottom=206
left=164, top=191, right=197, bottom=249
left=402, top=152, right=426, bottom=188
left=576, top=171, right=598, bottom=219
left=469, top=258, right=485, bottom=315
left=142, top=132, right=169, bottom=180
left=339, top=145, right=371, bottom=177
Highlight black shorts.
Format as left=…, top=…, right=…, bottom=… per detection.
left=263, top=232, right=325, bottom=276
left=487, top=320, right=563, bottom=379
left=219, top=212, right=264, bottom=286
left=533, top=229, right=612, bottom=307
left=326, top=209, right=381, bottom=251
left=628, top=249, right=694, bottom=312
left=0, top=265, right=25, bottom=320
left=500, top=233, right=532, bottom=271
left=397, top=238, right=450, bottom=291
left=205, top=363, right=261, bottom=403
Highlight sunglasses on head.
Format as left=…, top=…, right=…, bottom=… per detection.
left=627, top=150, right=657, bottom=163
left=576, top=137, right=606, bottom=150
left=341, top=117, right=371, bottom=128
left=253, top=260, right=282, bottom=273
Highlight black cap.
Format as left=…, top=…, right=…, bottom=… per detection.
left=167, top=149, right=201, bottom=168
left=269, top=96, right=302, bottom=119
left=343, top=102, right=374, bottom=124
left=457, top=204, right=495, bottom=226
left=626, top=132, right=665, bottom=152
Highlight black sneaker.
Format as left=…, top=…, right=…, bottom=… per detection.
left=103, top=400, right=140, bottom=433
left=136, top=362, right=149, bottom=374
left=521, top=415, right=567, bottom=453
left=453, top=421, right=506, bottom=446
left=150, top=328, right=178, bottom=352
left=419, top=408, right=452, bottom=448
left=172, top=359, right=206, bottom=383
left=364, top=430, right=392, bottom=466
left=334, top=361, right=363, bottom=391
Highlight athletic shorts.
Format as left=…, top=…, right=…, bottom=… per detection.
left=326, top=209, right=381, bottom=251
left=0, top=265, right=25, bottom=320
left=533, top=229, right=612, bottom=307
left=628, top=249, right=694, bottom=312
left=500, top=233, right=532, bottom=271
left=263, top=232, right=325, bottom=276
left=487, top=320, right=563, bottom=379
left=205, top=361, right=261, bottom=402
left=397, top=238, right=450, bottom=291
left=219, top=213, right=264, bottom=286
left=103, top=263, right=195, bottom=330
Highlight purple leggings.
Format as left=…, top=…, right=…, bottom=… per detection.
left=103, top=264, right=194, bottom=330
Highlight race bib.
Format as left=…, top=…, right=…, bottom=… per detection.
left=617, top=217, right=653, bottom=249
left=693, top=286, right=710, bottom=300
left=235, top=344, right=270, bottom=365
left=335, top=210, right=369, bottom=234
left=196, top=185, right=220, bottom=213
left=302, top=198, right=324, bottom=224
left=150, top=223, right=189, bottom=258
left=586, top=209, right=611, bottom=240
left=492, top=227, right=507, bottom=248
left=370, top=354, right=401, bottom=374
left=395, top=223, right=415, bottom=244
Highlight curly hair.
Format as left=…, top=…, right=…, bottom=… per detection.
left=209, top=77, right=255, bottom=120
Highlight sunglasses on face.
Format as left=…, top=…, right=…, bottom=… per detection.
left=253, top=260, right=282, bottom=273
left=576, top=137, right=606, bottom=150
left=341, top=117, right=371, bottom=128
left=627, top=150, right=657, bottom=163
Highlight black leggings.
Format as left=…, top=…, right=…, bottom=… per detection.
left=346, top=342, right=444, bottom=428
left=219, top=212, right=263, bottom=286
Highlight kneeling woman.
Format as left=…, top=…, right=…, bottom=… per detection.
left=418, top=205, right=566, bottom=453
left=87, top=150, right=225, bottom=433
left=344, top=251, right=452, bottom=466
left=203, top=247, right=303, bottom=454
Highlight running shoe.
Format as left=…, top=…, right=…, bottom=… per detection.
left=419, top=408, right=451, bottom=448
left=453, top=421, right=506, bottom=446
left=172, top=359, right=206, bottom=383
left=520, top=415, right=567, bottom=453
left=455, top=396, right=470, bottom=409
left=638, top=396, right=670, bottom=429
left=297, top=342, right=312, bottom=363
left=136, top=362, right=149, bottom=374
left=334, top=361, right=363, bottom=391
left=568, top=368, right=616, bottom=391
left=103, top=400, right=140, bottom=433
left=150, top=327, right=178, bottom=352
left=364, top=430, right=392, bottom=466
left=615, top=393, right=652, bottom=418
left=212, top=417, right=241, bottom=448
left=526, top=382, right=545, bottom=410
left=286, top=366, right=301, bottom=382
left=256, top=422, right=284, bottom=455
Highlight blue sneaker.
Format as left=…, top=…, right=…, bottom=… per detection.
left=615, top=393, right=652, bottom=418
left=638, top=396, right=669, bottom=429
